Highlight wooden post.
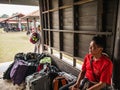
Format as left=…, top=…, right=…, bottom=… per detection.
left=113, top=0, right=120, bottom=89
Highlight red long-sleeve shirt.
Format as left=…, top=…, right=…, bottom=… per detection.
left=82, top=54, right=113, bottom=85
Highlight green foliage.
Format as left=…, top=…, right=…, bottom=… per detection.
left=0, top=14, right=9, bottom=18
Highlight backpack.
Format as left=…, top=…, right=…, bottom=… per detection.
left=12, top=65, right=28, bottom=85
left=3, top=62, right=14, bottom=80
left=10, top=60, right=27, bottom=79
left=14, top=52, right=26, bottom=61
left=26, top=52, right=38, bottom=60
left=53, top=76, right=68, bottom=90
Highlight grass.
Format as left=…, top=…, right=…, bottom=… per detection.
left=0, top=31, right=34, bottom=63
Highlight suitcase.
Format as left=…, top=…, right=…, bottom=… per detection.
left=26, top=71, right=50, bottom=90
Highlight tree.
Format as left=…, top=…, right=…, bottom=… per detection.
left=12, top=12, right=19, bottom=16
left=0, top=14, right=9, bottom=18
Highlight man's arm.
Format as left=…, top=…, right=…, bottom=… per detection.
left=72, top=70, right=86, bottom=88
left=87, top=81, right=106, bottom=90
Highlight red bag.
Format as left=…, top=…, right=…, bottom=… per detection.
left=37, top=64, right=43, bottom=72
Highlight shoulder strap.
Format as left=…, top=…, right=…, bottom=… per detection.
left=90, top=57, right=99, bottom=82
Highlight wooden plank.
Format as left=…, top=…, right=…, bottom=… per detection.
left=62, top=0, right=73, bottom=5
left=48, top=0, right=52, bottom=9
left=45, top=0, right=48, bottom=10
left=78, top=50, right=88, bottom=58
left=112, top=0, right=120, bottom=87
left=63, top=8, right=73, bottom=30
left=74, top=0, right=94, bottom=5
left=52, top=11, right=59, bottom=28
left=59, top=9, right=64, bottom=51
left=50, top=31, right=53, bottom=47
left=42, top=0, right=94, bottom=13
left=53, top=42, right=60, bottom=49
left=43, top=29, right=112, bottom=35
left=53, top=32, right=60, bottom=49
left=78, top=43, right=89, bottom=51
left=39, top=0, right=45, bottom=51
left=97, top=0, right=103, bottom=31
left=63, top=39, right=74, bottom=47
left=79, top=16, right=97, bottom=26
left=79, top=26, right=96, bottom=31
left=63, top=33, right=73, bottom=40
left=63, top=8, right=73, bottom=18
left=78, top=1, right=97, bottom=17
left=52, top=0, right=58, bottom=8
left=53, top=26, right=59, bottom=29
left=63, top=46, right=74, bottom=55
left=63, top=26, right=73, bottom=30
left=73, top=5, right=79, bottom=56
left=63, top=18, right=73, bottom=24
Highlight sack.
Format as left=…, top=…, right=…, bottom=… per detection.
left=12, top=65, right=28, bottom=85
left=40, top=57, right=52, bottom=64
left=58, top=72, right=77, bottom=83
left=53, top=76, right=68, bottom=90
left=79, top=78, right=95, bottom=90
left=10, top=60, right=27, bottom=78
left=37, top=53, right=48, bottom=60
left=14, top=52, right=26, bottom=61
left=3, top=62, right=14, bottom=80
left=26, top=52, right=38, bottom=60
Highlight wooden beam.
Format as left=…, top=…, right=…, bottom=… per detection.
left=74, top=0, right=94, bottom=5
left=43, top=29, right=112, bottom=35
left=42, top=0, right=94, bottom=14
left=97, top=0, right=103, bottom=31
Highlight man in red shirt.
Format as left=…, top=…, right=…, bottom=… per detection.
left=70, top=36, right=113, bottom=90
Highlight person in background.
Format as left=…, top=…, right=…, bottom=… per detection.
left=34, top=25, right=41, bottom=53
left=30, top=25, right=41, bottom=53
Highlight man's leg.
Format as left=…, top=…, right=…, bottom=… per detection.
left=59, top=81, right=76, bottom=90
left=34, top=44, right=37, bottom=53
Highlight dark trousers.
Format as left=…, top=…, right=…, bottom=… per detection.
left=59, top=81, right=76, bottom=90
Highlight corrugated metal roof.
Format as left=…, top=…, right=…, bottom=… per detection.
left=21, top=10, right=40, bottom=20
left=0, top=13, right=25, bottom=22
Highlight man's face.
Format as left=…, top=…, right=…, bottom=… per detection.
left=89, top=41, right=103, bottom=56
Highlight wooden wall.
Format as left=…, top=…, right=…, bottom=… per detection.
left=39, top=0, right=118, bottom=62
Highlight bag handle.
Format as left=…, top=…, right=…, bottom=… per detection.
left=90, top=57, right=99, bottom=82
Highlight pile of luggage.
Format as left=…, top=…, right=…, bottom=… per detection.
left=3, top=52, right=77, bottom=90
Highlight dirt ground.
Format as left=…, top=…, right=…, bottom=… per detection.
left=0, top=31, right=34, bottom=63
left=0, top=78, right=26, bottom=90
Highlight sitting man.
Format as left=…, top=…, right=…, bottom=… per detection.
left=71, top=36, right=113, bottom=90
left=60, top=36, right=113, bottom=90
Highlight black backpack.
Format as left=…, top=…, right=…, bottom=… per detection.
left=14, top=52, right=26, bottom=61
left=3, top=62, right=14, bottom=80
left=26, top=52, right=38, bottom=60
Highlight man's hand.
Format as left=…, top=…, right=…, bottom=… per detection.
left=69, top=86, right=80, bottom=90
left=69, top=82, right=80, bottom=90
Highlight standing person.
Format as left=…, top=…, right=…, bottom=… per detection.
left=70, top=36, right=113, bottom=90
left=34, top=25, right=41, bottom=53
left=30, top=25, right=41, bottom=53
